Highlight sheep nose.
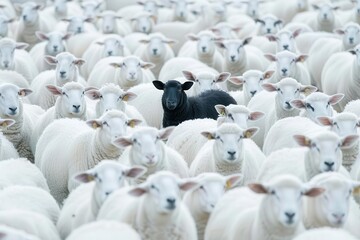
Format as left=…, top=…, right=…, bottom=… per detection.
left=267, top=29, right=271, bottom=33
left=324, top=161, right=335, bottom=170
left=283, top=45, right=289, bottom=50
left=73, top=105, right=80, bottom=111
left=166, top=101, right=177, bottom=110
left=202, top=46, right=206, bottom=52
left=9, top=107, right=17, bottom=114
left=3, top=61, right=9, bottom=68
left=230, top=55, right=236, bottom=61
left=142, top=26, right=147, bottom=32
left=323, top=13, right=328, bottom=19
left=285, top=212, right=295, bottom=221
left=167, top=198, right=176, bottom=204
left=22, top=15, right=27, bottom=21
left=53, top=46, right=58, bottom=51
left=332, top=213, right=345, bottom=220
left=146, top=154, right=155, bottom=160
left=281, top=68, right=288, bottom=74
left=60, top=71, right=66, bottom=76
left=349, top=37, right=354, bottom=43
left=77, top=27, right=82, bottom=33
left=285, top=101, right=291, bottom=108
left=250, top=90, right=257, bottom=96
left=107, top=51, right=113, bottom=56
left=153, top=49, right=158, bottom=55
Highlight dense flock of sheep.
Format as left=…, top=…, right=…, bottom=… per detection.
left=2, top=0, right=360, bottom=239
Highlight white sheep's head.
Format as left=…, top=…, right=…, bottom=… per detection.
left=0, top=83, right=32, bottom=118
left=110, top=56, right=155, bottom=85
left=240, top=0, right=264, bottom=19
left=187, top=31, right=222, bottom=57
left=266, top=29, right=302, bottom=52
left=53, top=0, right=69, bottom=16
left=0, top=38, right=28, bottom=70
left=318, top=112, right=360, bottom=137
left=293, top=132, right=358, bottom=173
left=139, top=33, right=177, bottom=58
left=74, top=160, right=147, bottom=204
left=291, top=92, right=344, bottom=123
left=130, top=12, right=156, bottom=34
left=215, top=38, right=252, bottom=64
left=335, top=23, right=360, bottom=50
left=297, top=0, right=308, bottom=10
left=97, top=11, right=122, bottom=34
left=255, top=14, right=283, bottom=35
left=36, top=31, right=71, bottom=56
left=310, top=172, right=360, bottom=227
left=171, top=0, right=194, bottom=21
left=349, top=43, right=360, bottom=65
left=210, top=22, right=241, bottom=39
left=182, top=70, right=229, bottom=95
left=210, top=1, right=231, bottom=22
left=86, top=84, right=137, bottom=117
left=86, top=110, right=142, bottom=145
left=249, top=175, right=324, bottom=228
left=312, top=3, right=339, bottom=24
left=44, top=52, right=85, bottom=84
left=96, top=37, right=125, bottom=57
left=189, top=173, right=242, bottom=213
left=81, top=0, right=102, bottom=19
left=113, top=127, right=174, bottom=167
left=138, top=0, right=163, bottom=16
left=201, top=123, right=258, bottom=163
left=128, top=171, right=198, bottom=214
left=230, top=69, right=274, bottom=99
left=262, top=78, right=317, bottom=111
left=265, top=51, right=308, bottom=78
left=215, top=104, right=264, bottom=128
left=0, top=16, right=14, bottom=38
left=62, top=16, right=93, bottom=34
left=46, top=82, right=90, bottom=117
left=14, top=2, right=43, bottom=25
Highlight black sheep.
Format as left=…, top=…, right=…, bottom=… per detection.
left=153, top=80, right=237, bottom=127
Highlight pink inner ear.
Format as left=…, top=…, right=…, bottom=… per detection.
left=249, top=112, right=264, bottom=121
left=128, top=187, right=147, bottom=196
left=248, top=183, right=268, bottom=194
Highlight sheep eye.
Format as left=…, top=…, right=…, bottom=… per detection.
left=306, top=103, right=314, bottom=112
left=295, top=89, right=299, bottom=93
left=228, top=113, right=234, bottom=120
left=150, top=184, right=157, bottom=190
left=271, top=190, right=276, bottom=195
left=103, top=121, right=108, bottom=126
left=259, top=78, right=264, bottom=81
left=122, top=63, right=126, bottom=67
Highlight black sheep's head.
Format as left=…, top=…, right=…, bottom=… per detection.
left=153, top=80, right=193, bottom=110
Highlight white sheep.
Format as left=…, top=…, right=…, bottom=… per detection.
left=167, top=104, right=264, bottom=166
left=0, top=38, right=38, bottom=84
left=0, top=225, right=40, bottom=240
left=322, top=43, right=360, bottom=111
left=134, top=33, right=176, bottom=77
left=264, top=0, right=309, bottom=24
left=14, top=2, right=51, bottom=49
left=338, top=0, right=360, bottom=25
left=30, top=52, right=86, bottom=110
left=0, top=158, right=49, bottom=191
left=57, top=160, right=146, bottom=238
left=66, top=221, right=141, bottom=240
left=123, top=32, right=148, bottom=54
left=228, top=69, right=274, bottom=104
left=247, top=78, right=317, bottom=148
left=0, top=70, right=30, bottom=90
left=81, top=35, right=131, bottom=79
left=87, top=55, right=155, bottom=90
left=265, top=50, right=311, bottom=85
left=31, top=82, right=91, bottom=153
left=216, top=38, right=269, bottom=90
left=0, top=185, right=60, bottom=224
left=0, top=15, right=14, bottom=38
left=0, top=119, right=18, bottom=161
left=115, top=127, right=189, bottom=184
left=294, top=228, right=358, bottom=240
left=130, top=12, right=156, bottom=34
left=258, top=131, right=357, bottom=182
left=205, top=175, right=324, bottom=240
left=210, top=22, right=241, bottom=39
left=344, top=99, right=360, bottom=117
left=97, top=11, right=132, bottom=36
left=55, top=16, right=96, bottom=34
left=97, top=171, right=198, bottom=240
left=41, top=0, right=82, bottom=22
left=81, top=0, right=102, bottom=19
left=29, top=31, right=71, bottom=72
left=266, top=28, right=302, bottom=53
left=178, top=30, right=224, bottom=72
left=35, top=110, right=141, bottom=204
left=183, top=172, right=242, bottom=240
left=307, top=22, right=360, bottom=89
left=0, top=210, right=60, bottom=240
left=189, top=123, right=264, bottom=183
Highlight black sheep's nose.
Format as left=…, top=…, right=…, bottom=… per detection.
left=166, top=101, right=177, bottom=109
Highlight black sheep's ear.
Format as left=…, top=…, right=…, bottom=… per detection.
left=182, top=81, right=194, bottom=91
left=153, top=80, right=165, bottom=90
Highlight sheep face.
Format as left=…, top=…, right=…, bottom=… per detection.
left=129, top=172, right=198, bottom=214
left=268, top=29, right=301, bottom=52
left=131, top=14, right=154, bottom=34
left=0, top=39, right=28, bottom=70
left=64, top=16, right=92, bottom=34
left=172, top=0, right=193, bottom=21
left=313, top=4, right=338, bottom=24
left=216, top=38, right=251, bottom=64
left=188, top=31, right=219, bottom=57
left=318, top=113, right=360, bottom=137
left=99, top=12, right=121, bottom=34
left=96, top=38, right=124, bottom=57
left=338, top=24, right=360, bottom=49
left=0, top=84, right=31, bottom=118
left=211, top=23, right=239, bottom=39
left=113, top=56, right=153, bottom=84
left=81, top=1, right=101, bottom=19
left=139, top=0, right=160, bottom=16
left=54, top=0, right=68, bottom=16
left=182, top=71, right=229, bottom=95
left=242, top=0, right=263, bottom=19
left=255, top=15, right=282, bottom=35
left=18, top=2, right=42, bottom=25
left=265, top=51, right=307, bottom=78
left=297, top=0, right=307, bottom=10
left=142, top=35, right=176, bottom=58
left=0, top=16, right=13, bottom=38
left=36, top=31, right=70, bottom=56
left=74, top=160, right=146, bottom=204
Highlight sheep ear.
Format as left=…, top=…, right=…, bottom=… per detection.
left=215, top=104, right=226, bottom=116
left=292, top=28, right=302, bottom=38
left=74, top=172, right=95, bottom=183
left=243, top=127, right=258, bottom=138
left=5, top=18, right=15, bottom=24
left=0, top=119, right=15, bottom=128
left=264, top=54, right=277, bottom=62
left=187, top=33, right=199, bottom=41
left=229, top=76, right=244, bottom=86
left=36, top=31, right=49, bottom=41
left=248, top=183, right=268, bottom=194
left=312, top=4, right=320, bottom=10
left=296, top=54, right=308, bottom=62
left=127, top=119, right=142, bottom=128
left=290, top=99, right=306, bottom=109
left=225, top=174, right=242, bottom=189
left=15, top=42, right=28, bottom=50
left=274, top=19, right=283, bottom=26
left=18, top=88, right=32, bottom=97
left=182, top=81, right=193, bottom=91
left=139, top=39, right=150, bottom=44
left=341, top=135, right=359, bottom=149
left=44, top=55, right=58, bottom=65
left=265, top=34, right=277, bottom=42
left=86, top=120, right=102, bottom=129
left=317, top=116, right=333, bottom=126
left=293, top=135, right=311, bottom=147
left=303, top=187, right=325, bottom=197
left=162, top=38, right=178, bottom=45
left=249, top=111, right=264, bottom=121
left=140, top=61, right=155, bottom=69
left=73, top=58, right=86, bottom=66
left=128, top=185, right=148, bottom=196
left=0, top=232, right=6, bottom=239
left=300, top=85, right=317, bottom=95
left=62, top=32, right=72, bottom=40
left=110, top=62, right=122, bottom=68
left=95, top=41, right=105, bottom=45
left=215, top=41, right=226, bottom=49
left=201, top=131, right=216, bottom=140
left=34, top=4, right=45, bottom=10
left=178, top=179, right=199, bottom=191
left=329, top=94, right=344, bottom=105
left=243, top=37, right=252, bottom=45
left=261, top=83, right=277, bottom=92
left=153, top=80, right=165, bottom=90
left=255, top=19, right=265, bottom=25
left=182, top=70, right=196, bottom=81
left=112, top=137, right=133, bottom=148
left=85, top=89, right=101, bottom=100
left=121, top=92, right=137, bottom=102
left=125, top=166, right=147, bottom=178
left=217, top=72, right=231, bottom=83
left=158, top=126, right=175, bottom=140
left=46, top=85, right=63, bottom=95
left=334, top=28, right=345, bottom=35
left=349, top=49, right=357, bottom=55
left=263, top=70, right=274, bottom=79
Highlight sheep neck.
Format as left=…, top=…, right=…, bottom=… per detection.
left=21, top=17, right=40, bottom=44
left=90, top=183, right=102, bottom=217
left=197, top=52, right=215, bottom=68
left=304, top=150, right=320, bottom=181
left=2, top=101, right=23, bottom=146
left=341, top=142, right=359, bottom=171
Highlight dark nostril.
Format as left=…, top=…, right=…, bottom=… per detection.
left=283, top=45, right=289, bottom=49
left=325, top=162, right=335, bottom=168
left=73, top=105, right=80, bottom=109
left=60, top=71, right=66, bottom=75
left=285, top=212, right=295, bottom=219
left=202, top=46, right=206, bottom=51
left=228, top=151, right=236, bottom=156
left=267, top=29, right=271, bottom=33
left=285, top=101, right=291, bottom=107
left=167, top=198, right=176, bottom=204
left=23, top=15, right=27, bottom=20
left=105, top=191, right=112, bottom=196
left=250, top=90, right=257, bottom=96
left=9, top=107, right=17, bottom=112
left=108, top=51, right=113, bottom=56
left=281, top=68, right=287, bottom=73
